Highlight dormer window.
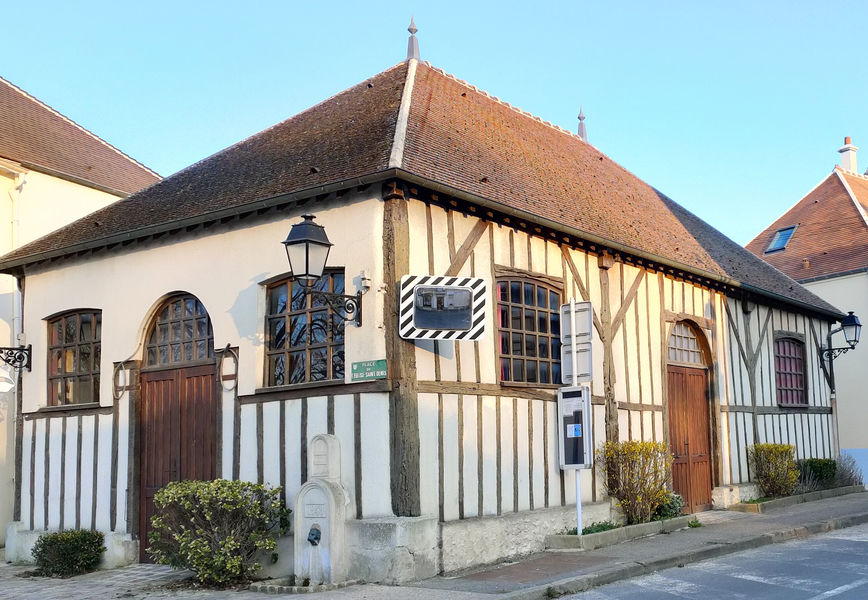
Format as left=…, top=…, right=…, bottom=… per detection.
left=765, top=226, right=796, bottom=253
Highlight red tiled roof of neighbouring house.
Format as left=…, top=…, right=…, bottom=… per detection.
left=746, top=168, right=868, bottom=282
left=0, top=61, right=840, bottom=318
left=0, top=76, right=160, bottom=194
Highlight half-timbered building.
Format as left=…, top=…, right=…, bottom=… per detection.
left=0, top=34, right=846, bottom=579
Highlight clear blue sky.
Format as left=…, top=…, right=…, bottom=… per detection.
left=4, top=1, right=867, bottom=245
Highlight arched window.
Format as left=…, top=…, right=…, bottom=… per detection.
left=667, top=321, right=706, bottom=366
left=774, top=337, right=807, bottom=406
left=496, top=277, right=561, bottom=385
left=47, top=310, right=101, bottom=405
left=145, top=295, right=214, bottom=368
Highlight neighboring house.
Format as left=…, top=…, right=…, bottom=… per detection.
left=0, top=76, right=159, bottom=546
left=747, top=138, right=868, bottom=476
left=0, top=32, right=846, bottom=580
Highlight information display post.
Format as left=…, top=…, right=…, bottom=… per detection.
left=559, top=298, right=594, bottom=536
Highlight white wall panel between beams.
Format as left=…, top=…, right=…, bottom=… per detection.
left=47, top=419, right=62, bottom=529
left=221, top=394, right=234, bottom=479
left=284, top=400, right=302, bottom=511
left=417, top=393, right=439, bottom=518
left=95, top=414, right=113, bottom=532
left=79, top=416, right=96, bottom=530
left=34, top=420, right=45, bottom=530
left=239, top=405, right=257, bottom=483
left=531, top=400, right=545, bottom=509
left=480, top=396, right=498, bottom=516
left=63, top=417, right=78, bottom=529
left=360, top=393, right=391, bottom=517
left=499, top=397, right=515, bottom=513
left=333, top=395, right=357, bottom=513
left=261, top=403, right=281, bottom=489
left=21, top=420, right=33, bottom=528
left=462, top=395, right=479, bottom=518
left=441, top=394, right=459, bottom=521
left=115, top=399, right=130, bottom=532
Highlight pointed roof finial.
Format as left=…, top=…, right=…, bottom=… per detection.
left=407, top=17, right=420, bottom=61
left=577, top=106, right=587, bottom=142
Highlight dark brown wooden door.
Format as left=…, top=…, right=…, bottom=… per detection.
left=139, top=364, right=216, bottom=561
left=667, top=365, right=712, bottom=513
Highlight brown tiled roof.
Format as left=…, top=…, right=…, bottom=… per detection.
left=0, top=76, right=159, bottom=194
left=746, top=169, right=868, bottom=282
left=401, top=64, right=838, bottom=316
left=0, top=61, right=839, bottom=318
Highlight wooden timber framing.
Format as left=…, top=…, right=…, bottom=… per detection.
left=417, top=381, right=555, bottom=401
left=382, top=179, right=421, bottom=516
left=11, top=175, right=842, bottom=547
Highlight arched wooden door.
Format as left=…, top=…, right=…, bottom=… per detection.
left=139, top=295, right=216, bottom=561
left=667, top=322, right=712, bottom=513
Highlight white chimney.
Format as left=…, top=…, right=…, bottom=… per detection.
left=839, top=136, right=858, bottom=172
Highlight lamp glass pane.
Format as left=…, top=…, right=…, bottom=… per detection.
left=285, top=243, right=310, bottom=279
left=844, top=323, right=861, bottom=345
left=306, top=243, right=331, bottom=280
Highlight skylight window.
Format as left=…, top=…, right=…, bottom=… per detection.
left=766, top=226, right=796, bottom=253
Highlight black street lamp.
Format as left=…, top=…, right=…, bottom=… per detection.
left=282, top=215, right=362, bottom=326
left=822, top=311, right=862, bottom=393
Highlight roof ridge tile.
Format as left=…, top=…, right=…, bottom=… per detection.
left=419, top=62, right=589, bottom=145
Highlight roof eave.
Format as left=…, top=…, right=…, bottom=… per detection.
left=0, top=166, right=842, bottom=322
left=393, top=170, right=844, bottom=322
left=0, top=168, right=402, bottom=275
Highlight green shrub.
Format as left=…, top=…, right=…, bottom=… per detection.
left=597, top=440, right=673, bottom=524
left=32, top=529, right=105, bottom=577
left=799, top=458, right=837, bottom=487
left=653, top=492, right=684, bottom=520
left=748, top=443, right=798, bottom=498
left=582, top=520, right=619, bottom=535
left=148, top=479, right=290, bottom=586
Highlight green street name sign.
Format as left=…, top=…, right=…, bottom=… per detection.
left=351, top=359, right=388, bottom=382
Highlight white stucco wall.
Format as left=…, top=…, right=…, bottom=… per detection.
left=0, top=166, right=121, bottom=546
left=803, top=272, right=868, bottom=476
left=18, top=192, right=384, bottom=410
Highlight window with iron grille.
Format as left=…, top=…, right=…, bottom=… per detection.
left=496, top=278, right=561, bottom=385
left=144, top=295, right=214, bottom=368
left=265, top=271, right=345, bottom=386
left=47, top=310, right=101, bottom=405
left=775, top=337, right=807, bottom=405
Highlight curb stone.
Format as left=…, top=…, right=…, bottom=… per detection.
left=500, top=511, right=868, bottom=600
left=545, top=515, right=695, bottom=551
left=249, top=578, right=361, bottom=594
left=729, top=485, right=865, bottom=513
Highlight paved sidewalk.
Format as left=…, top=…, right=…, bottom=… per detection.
left=1, top=491, right=866, bottom=599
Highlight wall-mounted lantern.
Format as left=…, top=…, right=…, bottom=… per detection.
left=822, top=311, right=861, bottom=393
left=282, top=214, right=363, bottom=326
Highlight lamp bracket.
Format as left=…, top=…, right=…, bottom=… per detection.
left=307, top=290, right=363, bottom=327
left=822, top=346, right=852, bottom=362
left=0, top=345, right=31, bottom=371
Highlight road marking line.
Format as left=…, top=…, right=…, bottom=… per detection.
left=806, top=577, right=868, bottom=599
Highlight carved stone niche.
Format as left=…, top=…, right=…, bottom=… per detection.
left=294, top=434, right=350, bottom=585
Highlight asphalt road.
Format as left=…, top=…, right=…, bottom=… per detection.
left=566, top=521, right=868, bottom=599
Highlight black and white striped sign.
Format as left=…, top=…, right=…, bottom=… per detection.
left=399, top=275, right=487, bottom=340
